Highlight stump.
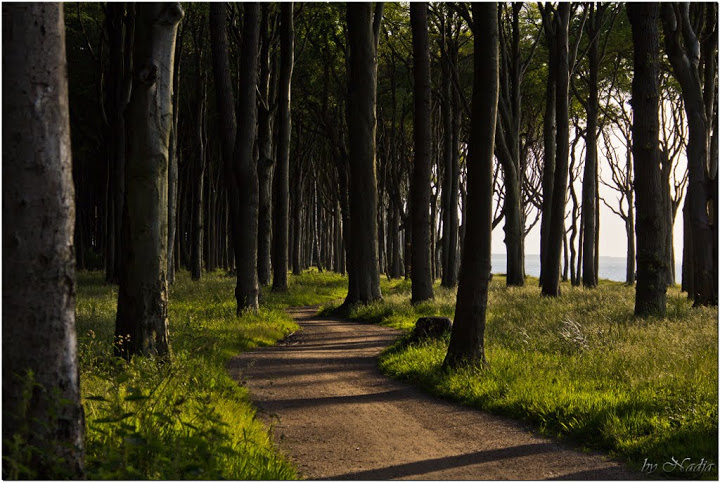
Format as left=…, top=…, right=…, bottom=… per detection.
left=412, top=317, right=452, bottom=341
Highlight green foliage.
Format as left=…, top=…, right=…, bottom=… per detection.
left=323, top=275, right=718, bottom=479
left=75, top=269, right=346, bottom=480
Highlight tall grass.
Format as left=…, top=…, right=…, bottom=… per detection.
left=75, top=269, right=346, bottom=480
left=323, top=276, right=718, bottom=478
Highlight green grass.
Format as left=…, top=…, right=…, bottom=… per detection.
left=75, top=268, right=347, bottom=480
left=322, top=275, right=718, bottom=479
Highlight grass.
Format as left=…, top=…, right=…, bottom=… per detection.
left=75, top=268, right=347, bottom=480
left=321, top=275, right=718, bottom=479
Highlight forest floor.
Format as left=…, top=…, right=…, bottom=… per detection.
left=229, top=305, right=638, bottom=480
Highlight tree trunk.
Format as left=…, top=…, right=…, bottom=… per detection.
left=409, top=3, right=434, bottom=303
left=440, top=27, right=459, bottom=288
left=344, top=3, right=383, bottom=306
left=191, top=70, right=207, bottom=281
left=256, top=5, right=273, bottom=286
left=539, top=7, right=557, bottom=288
left=167, top=22, right=182, bottom=284
left=444, top=2, right=498, bottom=369
left=115, top=3, right=182, bottom=356
left=209, top=2, right=239, bottom=284
left=582, top=17, right=599, bottom=288
left=542, top=3, right=569, bottom=297
left=273, top=3, right=293, bottom=290
left=292, top=177, right=302, bottom=275
left=661, top=3, right=717, bottom=306
left=3, top=4, right=85, bottom=477
left=629, top=3, right=667, bottom=317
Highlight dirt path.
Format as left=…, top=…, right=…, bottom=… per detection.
left=228, top=306, right=638, bottom=480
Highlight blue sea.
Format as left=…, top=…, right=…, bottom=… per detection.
left=491, top=254, right=683, bottom=284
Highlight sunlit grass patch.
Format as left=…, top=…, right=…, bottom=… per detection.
left=325, top=274, right=717, bottom=479
left=76, top=269, right=347, bottom=480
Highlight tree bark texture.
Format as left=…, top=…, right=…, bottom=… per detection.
left=581, top=6, right=600, bottom=288
left=344, top=3, right=383, bottom=305
left=661, top=3, right=717, bottom=306
left=209, top=2, right=238, bottom=278
left=539, top=5, right=556, bottom=287
left=444, top=2, right=499, bottom=369
left=629, top=3, right=667, bottom=317
left=233, top=3, right=261, bottom=310
left=542, top=3, right=569, bottom=297
left=2, top=4, right=85, bottom=477
left=496, top=3, right=526, bottom=287
left=115, top=3, right=183, bottom=357
left=167, top=22, right=182, bottom=284
left=440, top=25, right=459, bottom=288
left=257, top=4, right=274, bottom=287
left=273, top=3, right=293, bottom=291
left=410, top=3, right=434, bottom=303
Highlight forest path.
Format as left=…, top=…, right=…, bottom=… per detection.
left=227, top=306, right=637, bottom=480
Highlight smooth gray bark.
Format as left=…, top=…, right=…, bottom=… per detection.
left=2, top=4, right=85, bottom=477
left=115, top=3, right=183, bottom=357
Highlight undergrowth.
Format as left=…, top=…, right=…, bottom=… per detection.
left=75, top=269, right=346, bottom=480
left=322, top=275, right=718, bottom=479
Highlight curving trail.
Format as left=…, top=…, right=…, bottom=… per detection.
left=227, top=306, right=638, bottom=480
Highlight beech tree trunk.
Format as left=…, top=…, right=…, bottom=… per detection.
left=629, top=3, right=667, bottom=317
left=191, top=45, right=207, bottom=281
left=444, top=2, right=499, bottom=369
left=581, top=6, right=600, bottom=288
left=410, top=3, right=434, bottom=303
left=539, top=5, right=556, bottom=287
left=343, top=3, right=383, bottom=306
left=257, top=4, right=274, bottom=287
left=209, top=2, right=237, bottom=279
left=233, top=3, right=261, bottom=310
left=542, top=3, right=569, bottom=297
left=440, top=22, right=459, bottom=288
left=273, top=3, right=293, bottom=291
left=661, top=3, right=717, bottom=306
left=115, top=3, right=183, bottom=357
left=168, top=22, right=182, bottom=284
left=3, top=4, right=85, bottom=477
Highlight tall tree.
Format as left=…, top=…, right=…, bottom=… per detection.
left=628, top=3, right=667, bottom=317
left=444, top=2, right=499, bottom=368
left=495, top=3, right=539, bottom=287
left=234, top=3, right=262, bottom=310
left=542, top=3, right=570, bottom=297
left=438, top=8, right=460, bottom=288
left=577, top=4, right=613, bottom=288
left=273, top=2, right=294, bottom=292
left=3, top=3, right=84, bottom=477
left=209, top=2, right=237, bottom=275
left=190, top=14, right=207, bottom=281
left=538, top=3, right=557, bottom=287
left=104, top=4, right=135, bottom=284
left=115, top=3, right=183, bottom=357
left=210, top=3, right=261, bottom=311
left=168, top=18, right=183, bottom=284
left=409, top=2, right=434, bottom=303
left=343, top=2, right=384, bottom=306
left=257, top=4, right=275, bottom=287
left=661, top=3, right=718, bottom=306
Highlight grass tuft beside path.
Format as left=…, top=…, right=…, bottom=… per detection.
left=322, top=275, right=718, bottom=479
left=76, top=269, right=346, bottom=480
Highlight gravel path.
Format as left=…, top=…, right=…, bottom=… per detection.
left=227, top=306, right=638, bottom=480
